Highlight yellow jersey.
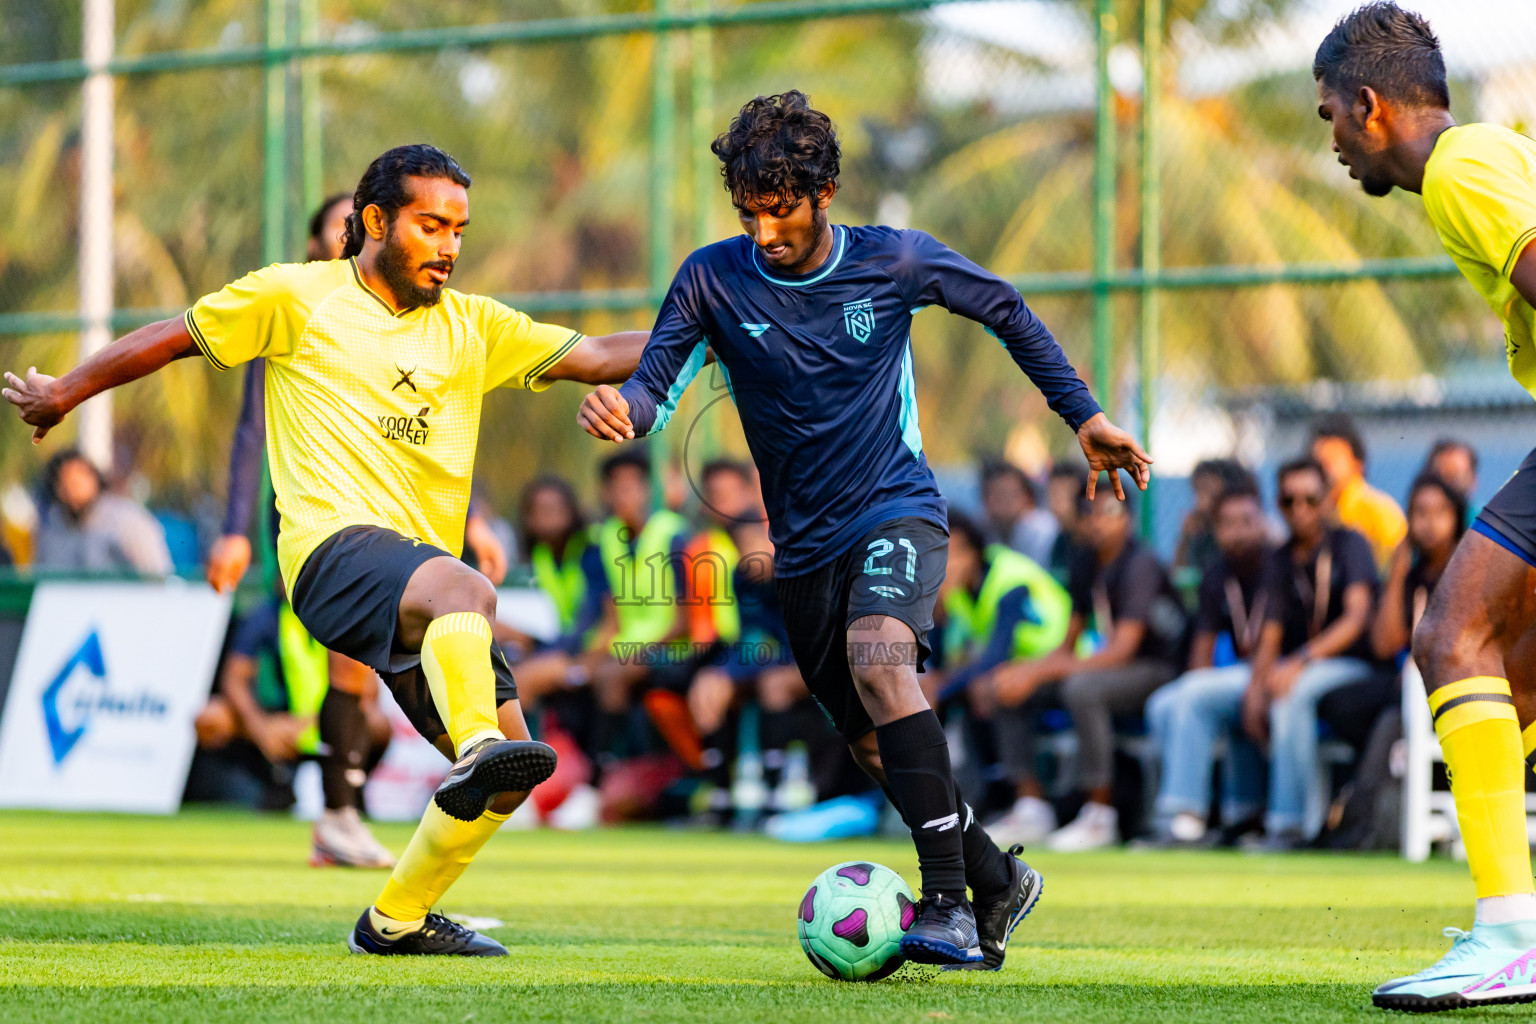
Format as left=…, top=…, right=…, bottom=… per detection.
left=186, top=258, right=583, bottom=591
left=1422, top=123, right=1536, bottom=398
left=1334, top=475, right=1406, bottom=570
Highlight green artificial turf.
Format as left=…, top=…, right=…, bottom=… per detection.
left=0, top=809, right=1508, bottom=1022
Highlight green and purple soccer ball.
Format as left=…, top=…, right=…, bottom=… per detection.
left=797, top=860, right=916, bottom=981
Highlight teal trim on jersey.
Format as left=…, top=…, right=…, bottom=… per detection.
left=909, top=305, right=928, bottom=315
left=897, top=338, right=923, bottom=459
left=751, top=226, right=847, bottom=288
left=716, top=357, right=737, bottom=405
left=650, top=340, right=708, bottom=434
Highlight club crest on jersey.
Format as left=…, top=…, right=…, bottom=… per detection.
left=842, top=299, right=875, bottom=344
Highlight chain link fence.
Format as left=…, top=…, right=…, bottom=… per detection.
left=2, top=0, right=1536, bottom=561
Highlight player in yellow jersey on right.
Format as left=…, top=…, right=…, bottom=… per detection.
left=1314, top=3, right=1536, bottom=1011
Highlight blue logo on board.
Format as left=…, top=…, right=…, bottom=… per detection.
left=40, top=630, right=166, bottom=765
left=842, top=299, right=875, bottom=344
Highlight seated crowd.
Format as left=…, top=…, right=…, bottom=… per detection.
left=163, top=413, right=1480, bottom=848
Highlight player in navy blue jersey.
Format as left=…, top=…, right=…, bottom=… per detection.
left=579, top=91, right=1151, bottom=969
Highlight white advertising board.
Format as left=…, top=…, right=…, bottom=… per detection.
left=0, top=581, right=231, bottom=813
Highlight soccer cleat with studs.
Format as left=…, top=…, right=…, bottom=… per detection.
left=347, top=909, right=508, bottom=956
left=899, top=893, right=984, bottom=965
left=945, top=845, right=1044, bottom=972
left=432, top=738, right=558, bottom=822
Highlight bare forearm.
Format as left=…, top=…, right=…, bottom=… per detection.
left=547, top=331, right=651, bottom=385
left=1303, top=586, right=1373, bottom=662
left=218, top=659, right=265, bottom=738
left=1371, top=578, right=1410, bottom=660
left=56, top=317, right=197, bottom=413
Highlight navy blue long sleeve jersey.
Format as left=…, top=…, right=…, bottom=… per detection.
left=222, top=360, right=268, bottom=537
left=618, top=225, right=1102, bottom=576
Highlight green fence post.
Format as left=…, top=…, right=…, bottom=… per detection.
left=1139, top=0, right=1161, bottom=540
left=650, top=0, right=677, bottom=508
left=300, top=0, right=322, bottom=219
left=692, top=0, right=716, bottom=250
left=1092, top=0, right=1116, bottom=422
left=691, top=0, right=721, bottom=463
left=258, top=0, right=288, bottom=591
left=263, top=0, right=288, bottom=266
left=651, top=0, right=676, bottom=301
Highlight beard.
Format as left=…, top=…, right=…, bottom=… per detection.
left=1360, top=173, right=1395, bottom=198
left=377, top=230, right=450, bottom=307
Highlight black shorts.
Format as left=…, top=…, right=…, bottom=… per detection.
left=775, top=516, right=948, bottom=741
left=291, top=525, right=518, bottom=747
left=1476, top=446, right=1536, bottom=569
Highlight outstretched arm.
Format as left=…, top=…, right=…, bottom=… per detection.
left=542, top=331, right=651, bottom=385
left=579, top=262, right=708, bottom=443
left=898, top=231, right=1151, bottom=497
left=4, top=315, right=198, bottom=443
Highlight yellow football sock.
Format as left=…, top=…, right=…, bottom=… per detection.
left=373, top=802, right=512, bottom=924
left=421, top=611, right=502, bottom=757
left=1431, top=677, right=1534, bottom=899
left=1523, top=721, right=1536, bottom=775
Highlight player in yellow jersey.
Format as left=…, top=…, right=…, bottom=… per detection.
left=1314, top=4, right=1536, bottom=1010
left=2, top=144, right=650, bottom=957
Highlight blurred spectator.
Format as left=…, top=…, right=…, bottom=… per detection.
left=205, top=192, right=349, bottom=595
left=1173, top=459, right=1258, bottom=572
left=522, top=476, right=593, bottom=641
left=934, top=511, right=1072, bottom=847
left=1242, top=456, right=1379, bottom=849
left=1372, top=474, right=1466, bottom=665
left=1315, top=473, right=1467, bottom=849
left=1145, top=480, right=1273, bottom=846
left=990, top=485, right=1188, bottom=851
left=34, top=448, right=171, bottom=575
left=1424, top=438, right=1479, bottom=518
left=585, top=451, right=692, bottom=769
left=1045, top=463, right=1088, bottom=579
left=685, top=460, right=757, bottom=647
left=1309, top=413, right=1405, bottom=568
left=979, top=460, right=1058, bottom=566
left=687, top=515, right=819, bottom=823
left=192, top=592, right=391, bottom=861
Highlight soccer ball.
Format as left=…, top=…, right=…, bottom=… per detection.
left=796, top=860, right=915, bottom=981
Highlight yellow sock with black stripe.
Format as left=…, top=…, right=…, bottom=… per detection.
left=1523, top=721, right=1536, bottom=776
left=372, top=803, right=512, bottom=926
left=421, top=612, right=502, bottom=758
left=1431, top=677, right=1534, bottom=899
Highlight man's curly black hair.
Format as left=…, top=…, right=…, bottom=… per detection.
left=711, top=90, right=841, bottom=208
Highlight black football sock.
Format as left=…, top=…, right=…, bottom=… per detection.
left=954, top=784, right=1014, bottom=901
left=873, top=710, right=967, bottom=900
left=318, top=688, right=368, bottom=812
left=760, top=708, right=796, bottom=791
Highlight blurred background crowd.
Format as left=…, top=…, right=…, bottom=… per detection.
left=0, top=390, right=1473, bottom=859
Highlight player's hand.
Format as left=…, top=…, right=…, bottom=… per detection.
left=1241, top=679, right=1271, bottom=745
left=205, top=534, right=252, bottom=594
left=687, top=667, right=735, bottom=735
left=464, top=513, right=508, bottom=585
left=578, top=385, right=633, bottom=443
left=2, top=367, right=66, bottom=443
left=254, top=714, right=305, bottom=763
left=1266, top=656, right=1306, bottom=700
left=991, top=661, right=1043, bottom=707
left=1076, top=412, right=1153, bottom=501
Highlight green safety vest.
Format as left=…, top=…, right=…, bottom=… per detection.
left=277, top=601, right=329, bottom=755
left=688, top=526, right=742, bottom=644
left=530, top=532, right=590, bottom=635
left=598, top=511, right=691, bottom=649
left=943, top=545, right=1071, bottom=665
